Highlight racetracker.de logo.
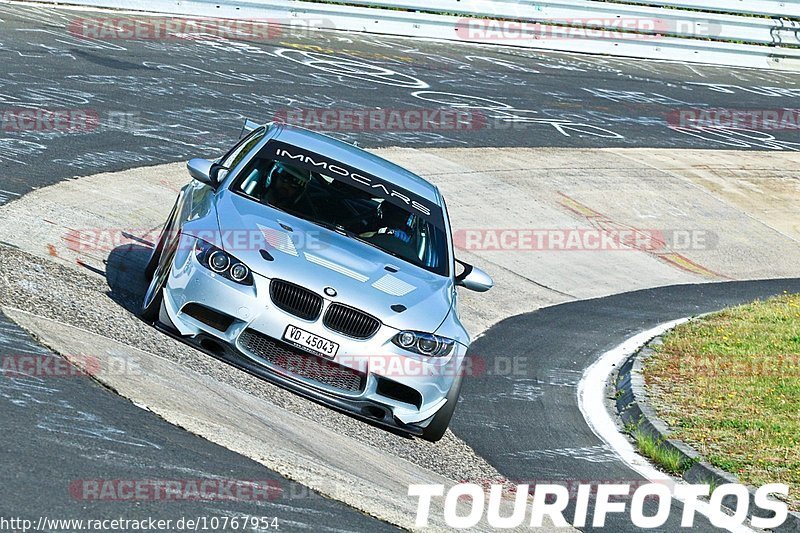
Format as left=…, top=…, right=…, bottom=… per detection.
left=69, top=479, right=282, bottom=501
left=1, top=109, right=99, bottom=132
left=62, top=228, right=329, bottom=254
left=270, top=353, right=526, bottom=379
left=273, top=108, right=486, bottom=132
left=1, top=355, right=100, bottom=378
left=667, top=108, right=800, bottom=131
left=68, top=17, right=276, bottom=40
left=454, top=18, right=676, bottom=41
left=680, top=355, right=800, bottom=377
left=453, top=228, right=715, bottom=252
left=66, top=17, right=333, bottom=41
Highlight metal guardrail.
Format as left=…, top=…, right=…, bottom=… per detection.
left=602, top=0, right=799, bottom=19
left=23, top=0, right=800, bottom=71
left=303, top=0, right=800, bottom=45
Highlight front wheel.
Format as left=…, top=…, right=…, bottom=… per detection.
left=140, top=236, right=176, bottom=322
left=421, top=363, right=465, bottom=442
left=144, top=201, right=179, bottom=281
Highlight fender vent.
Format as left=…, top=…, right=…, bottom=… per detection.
left=181, top=303, right=235, bottom=331
left=377, top=376, right=422, bottom=408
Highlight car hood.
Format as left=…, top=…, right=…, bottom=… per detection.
left=214, top=190, right=454, bottom=333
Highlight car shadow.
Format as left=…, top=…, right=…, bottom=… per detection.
left=104, top=243, right=153, bottom=316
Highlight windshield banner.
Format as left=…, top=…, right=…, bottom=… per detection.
left=265, top=140, right=444, bottom=229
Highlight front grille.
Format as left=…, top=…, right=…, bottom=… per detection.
left=238, top=329, right=366, bottom=393
left=323, top=303, right=381, bottom=339
left=269, top=280, right=323, bottom=320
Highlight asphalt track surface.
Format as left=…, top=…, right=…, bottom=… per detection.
left=2, top=2, right=800, bottom=531
left=0, top=314, right=398, bottom=530
left=2, top=1, right=800, bottom=198
left=453, top=279, right=800, bottom=531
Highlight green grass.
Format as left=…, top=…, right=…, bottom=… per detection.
left=644, top=293, right=800, bottom=510
left=630, top=427, right=692, bottom=475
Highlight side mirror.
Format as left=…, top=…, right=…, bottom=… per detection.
left=187, top=158, right=223, bottom=188
left=454, top=259, right=493, bottom=292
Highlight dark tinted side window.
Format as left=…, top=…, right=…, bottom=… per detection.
left=217, top=127, right=267, bottom=182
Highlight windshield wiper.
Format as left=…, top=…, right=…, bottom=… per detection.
left=310, top=218, right=409, bottom=262
left=309, top=218, right=350, bottom=237
left=349, top=233, right=412, bottom=263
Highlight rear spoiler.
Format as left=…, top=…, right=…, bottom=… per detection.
left=239, top=118, right=262, bottom=139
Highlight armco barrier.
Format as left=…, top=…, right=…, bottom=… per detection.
left=607, top=0, right=797, bottom=19
left=23, top=0, right=800, bottom=70
left=313, top=0, right=799, bottom=45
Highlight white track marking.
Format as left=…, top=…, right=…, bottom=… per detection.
left=578, top=318, right=756, bottom=533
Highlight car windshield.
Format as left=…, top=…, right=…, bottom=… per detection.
left=231, top=155, right=449, bottom=277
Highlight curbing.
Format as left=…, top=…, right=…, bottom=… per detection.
left=614, top=332, right=800, bottom=532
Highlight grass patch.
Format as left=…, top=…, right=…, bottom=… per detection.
left=644, top=292, right=800, bottom=510
left=630, top=427, right=692, bottom=475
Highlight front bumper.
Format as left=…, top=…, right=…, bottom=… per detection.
left=160, top=234, right=466, bottom=433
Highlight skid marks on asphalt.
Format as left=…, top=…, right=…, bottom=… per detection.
left=557, top=192, right=723, bottom=279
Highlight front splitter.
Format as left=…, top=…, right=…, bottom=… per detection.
left=152, top=319, right=427, bottom=439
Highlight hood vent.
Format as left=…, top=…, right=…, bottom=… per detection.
left=372, top=274, right=416, bottom=297
left=258, top=224, right=298, bottom=256
left=270, top=279, right=323, bottom=321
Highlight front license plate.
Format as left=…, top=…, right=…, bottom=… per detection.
left=283, top=325, right=339, bottom=359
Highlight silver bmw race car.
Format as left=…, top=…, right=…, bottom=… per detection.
left=142, top=121, right=493, bottom=441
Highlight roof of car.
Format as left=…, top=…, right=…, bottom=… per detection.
left=270, top=123, right=442, bottom=204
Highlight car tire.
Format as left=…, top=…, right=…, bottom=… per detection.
left=144, top=202, right=178, bottom=281
left=141, top=233, right=177, bottom=322
left=420, top=362, right=464, bottom=442
left=143, top=232, right=165, bottom=282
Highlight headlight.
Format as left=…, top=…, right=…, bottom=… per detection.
left=229, top=263, right=249, bottom=282
left=194, top=239, right=253, bottom=286
left=392, top=331, right=455, bottom=357
left=208, top=250, right=230, bottom=273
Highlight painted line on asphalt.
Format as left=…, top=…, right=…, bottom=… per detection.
left=577, top=318, right=756, bottom=533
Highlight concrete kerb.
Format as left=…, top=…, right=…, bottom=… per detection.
left=614, top=327, right=800, bottom=531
